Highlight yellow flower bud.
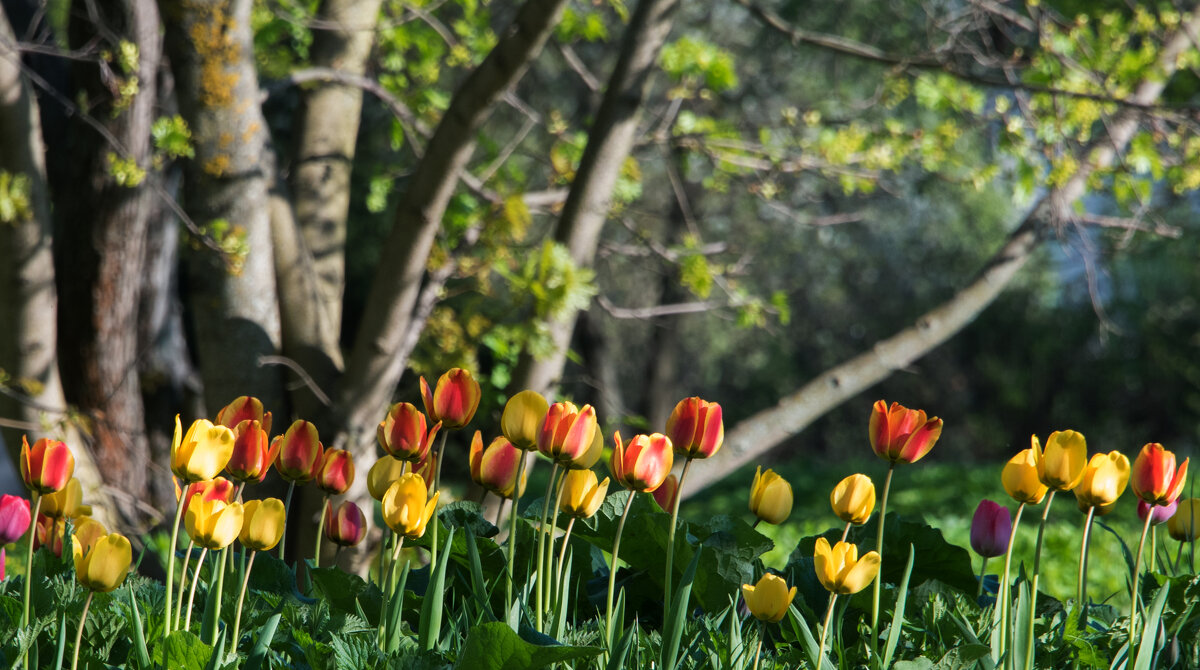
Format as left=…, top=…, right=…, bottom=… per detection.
left=501, top=390, right=549, bottom=450
left=1074, top=451, right=1130, bottom=509
left=1037, top=430, right=1087, bottom=491
left=749, top=466, right=792, bottom=525
left=382, top=473, right=439, bottom=539
left=1002, top=443, right=1047, bottom=505
left=240, top=498, right=286, bottom=552
left=39, top=477, right=92, bottom=519
left=171, top=417, right=236, bottom=483
left=560, top=469, right=609, bottom=519
left=813, top=537, right=881, bottom=595
left=830, top=474, right=875, bottom=525
left=73, top=532, right=132, bottom=593
left=368, top=456, right=409, bottom=501
left=184, top=495, right=244, bottom=550
left=1168, top=498, right=1200, bottom=542
left=741, top=573, right=796, bottom=622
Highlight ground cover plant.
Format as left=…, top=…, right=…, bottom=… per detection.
left=1, top=378, right=1199, bottom=669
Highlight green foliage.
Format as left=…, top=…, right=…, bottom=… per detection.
left=152, top=116, right=195, bottom=160
left=0, top=171, right=33, bottom=224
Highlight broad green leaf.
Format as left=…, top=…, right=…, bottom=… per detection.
left=454, top=621, right=602, bottom=669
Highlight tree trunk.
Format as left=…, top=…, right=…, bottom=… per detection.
left=159, top=0, right=285, bottom=417
left=682, top=7, right=1200, bottom=496
left=510, top=0, right=681, bottom=397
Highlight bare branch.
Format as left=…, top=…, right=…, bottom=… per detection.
left=258, top=355, right=333, bottom=407
left=596, top=295, right=718, bottom=319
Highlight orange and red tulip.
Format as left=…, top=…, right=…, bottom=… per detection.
left=1131, top=442, right=1189, bottom=506
left=317, top=449, right=356, bottom=495
left=420, top=368, right=481, bottom=430
left=652, top=474, right=679, bottom=512
left=216, top=395, right=272, bottom=437
left=537, top=402, right=598, bottom=466
left=274, top=420, right=325, bottom=484
left=377, top=402, right=441, bottom=463
left=20, top=436, right=75, bottom=494
left=868, top=400, right=942, bottom=465
left=225, top=419, right=277, bottom=483
left=177, top=477, right=235, bottom=517
left=325, top=501, right=368, bottom=547
left=666, top=397, right=724, bottom=459
left=610, top=432, right=674, bottom=493
left=469, top=432, right=526, bottom=499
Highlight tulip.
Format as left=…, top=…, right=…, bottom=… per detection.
left=239, top=498, right=286, bottom=552
left=666, top=397, right=724, bottom=459
left=1002, top=444, right=1048, bottom=505
left=368, top=456, right=409, bottom=501
left=216, top=395, right=272, bottom=437
left=1167, top=499, right=1200, bottom=543
left=38, top=477, right=92, bottom=519
left=749, top=466, right=793, bottom=525
left=610, top=432, right=674, bottom=492
left=171, top=418, right=236, bottom=484
left=274, top=420, right=325, bottom=483
left=185, top=495, right=244, bottom=550
left=0, top=494, right=31, bottom=545
left=420, top=367, right=481, bottom=429
left=36, top=515, right=106, bottom=558
left=317, top=449, right=355, bottom=495
left=814, top=537, right=881, bottom=595
left=1037, top=430, right=1087, bottom=491
left=325, top=501, right=367, bottom=547
left=1074, top=451, right=1130, bottom=509
left=830, top=474, right=875, bottom=526
left=1138, top=499, right=1177, bottom=526
left=74, top=532, right=131, bottom=593
left=742, top=573, right=797, bottom=623
left=20, top=436, right=75, bottom=494
left=560, top=469, right=609, bottom=519
left=381, top=473, right=439, bottom=539
left=538, top=402, right=599, bottom=466
left=502, top=390, right=549, bottom=450
left=652, top=474, right=678, bottom=513
left=177, top=477, right=235, bottom=517
left=377, top=402, right=441, bottom=463
left=225, top=420, right=277, bottom=483
left=1131, top=442, right=1189, bottom=506
left=469, top=432, right=526, bottom=499
left=868, top=400, right=942, bottom=465
left=970, top=499, right=1011, bottom=558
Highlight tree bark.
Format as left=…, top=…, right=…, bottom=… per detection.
left=159, top=0, right=285, bottom=417
left=510, top=0, right=681, bottom=397
left=682, top=7, right=1200, bottom=496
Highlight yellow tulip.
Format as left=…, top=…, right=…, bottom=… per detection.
left=741, top=573, right=796, bottom=622
left=1002, top=443, right=1047, bottom=505
left=171, top=417, right=236, bottom=483
left=560, top=469, right=609, bottom=519
left=749, top=466, right=793, bottom=525
left=1036, top=430, right=1087, bottom=491
left=239, top=498, right=286, bottom=552
left=501, top=390, right=549, bottom=450
left=382, top=473, right=440, bottom=539
left=813, top=537, right=881, bottom=595
left=830, top=474, right=875, bottom=525
left=184, top=495, right=244, bottom=550
left=73, top=532, right=132, bottom=593
left=1168, top=498, right=1200, bottom=542
left=73, top=517, right=108, bottom=556
left=39, top=477, right=92, bottom=519
left=1074, top=451, right=1130, bottom=509
left=368, top=455, right=408, bottom=501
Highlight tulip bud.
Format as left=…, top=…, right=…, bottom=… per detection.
left=868, top=400, right=942, bottom=465
left=317, top=449, right=356, bottom=495
left=172, top=418, right=236, bottom=483
left=382, top=473, right=440, bottom=538
left=274, top=420, right=325, bottom=484
left=1036, top=430, right=1087, bottom=491
left=610, top=432, right=674, bottom=493
left=39, top=477, right=92, bottom=519
left=538, top=403, right=599, bottom=466
left=177, top=477, right=235, bottom=517
left=1131, top=443, right=1189, bottom=506
left=969, top=499, right=1011, bottom=558
left=560, top=469, right=609, bottom=519
left=217, top=395, right=272, bottom=437
left=830, top=474, right=875, bottom=525
left=240, top=498, right=286, bottom=552
left=34, top=514, right=65, bottom=556
left=0, top=494, right=32, bottom=545
left=1138, top=499, right=1177, bottom=526
left=1167, top=499, right=1200, bottom=542
left=325, top=501, right=368, bottom=547
left=225, top=420, right=278, bottom=483
left=74, top=532, right=132, bottom=593
left=741, top=573, right=797, bottom=623
left=420, top=368, right=481, bottom=430
left=813, top=537, right=881, bottom=594
left=368, top=456, right=408, bottom=501
left=185, top=496, right=245, bottom=550
left=1002, top=443, right=1048, bottom=505
left=469, top=432, right=526, bottom=499
left=666, top=397, right=724, bottom=459
left=20, top=436, right=75, bottom=494
left=502, top=390, right=549, bottom=450
left=749, top=466, right=793, bottom=525
left=378, top=402, right=441, bottom=463
left=1074, top=451, right=1130, bottom=510
left=652, top=474, right=679, bottom=513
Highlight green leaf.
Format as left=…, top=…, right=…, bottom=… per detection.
left=244, top=611, right=281, bottom=670
left=882, top=544, right=915, bottom=669
left=660, top=544, right=703, bottom=670
left=454, top=621, right=603, bottom=669
left=154, top=630, right=212, bottom=670
left=419, top=527, right=455, bottom=651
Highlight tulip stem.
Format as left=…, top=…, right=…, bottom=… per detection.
left=554, top=516, right=576, bottom=611
left=429, top=430, right=450, bottom=581
left=535, top=462, right=560, bottom=632
left=230, top=550, right=257, bottom=653
left=161, top=492, right=183, bottom=638
left=175, top=540, right=195, bottom=631
left=545, top=469, right=568, bottom=622
left=183, top=547, right=209, bottom=632
left=70, top=591, right=93, bottom=670
left=207, top=547, right=228, bottom=646
left=977, top=557, right=988, bottom=599
left=665, top=458, right=693, bottom=614
left=1025, top=490, right=1055, bottom=670
left=506, top=451, right=529, bottom=615
left=278, top=481, right=295, bottom=561
left=819, top=592, right=839, bottom=665
left=841, top=522, right=851, bottom=543
left=314, top=496, right=329, bottom=569
left=21, top=493, right=42, bottom=639
left=1130, top=505, right=1155, bottom=646
left=378, top=537, right=406, bottom=648
left=870, top=462, right=894, bottom=647
left=605, top=491, right=636, bottom=649
left=751, top=620, right=765, bottom=670
left=1149, top=526, right=1157, bottom=574
left=998, top=502, right=1026, bottom=660
left=1077, top=505, right=1096, bottom=625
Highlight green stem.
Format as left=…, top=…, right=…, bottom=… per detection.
left=230, top=550, right=257, bottom=652
left=208, top=547, right=228, bottom=646
left=1129, top=505, right=1155, bottom=646
left=183, top=547, right=209, bottom=632
left=605, top=491, right=637, bottom=649
left=1149, top=526, right=1157, bottom=574
left=997, top=502, right=1027, bottom=660
left=977, top=556, right=989, bottom=599
left=430, top=431, right=449, bottom=578
left=1077, top=506, right=1096, bottom=620
left=174, top=540, right=195, bottom=631
left=819, top=592, right=839, bottom=664
left=840, top=521, right=851, bottom=543
left=69, top=590, right=93, bottom=670
left=664, top=458, right=693, bottom=613
left=162, top=492, right=182, bottom=637
left=378, top=537, right=406, bottom=649
left=278, top=481, right=296, bottom=560
left=506, top=454, right=526, bottom=615
left=546, top=468, right=568, bottom=621
left=535, top=462, right=560, bottom=632
left=21, top=493, right=42, bottom=634
left=752, top=620, right=765, bottom=670
left=1025, top=490, right=1055, bottom=670
left=554, top=516, right=576, bottom=610
left=314, top=495, right=329, bottom=568
left=870, top=462, right=894, bottom=646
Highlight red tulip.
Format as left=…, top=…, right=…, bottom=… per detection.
left=177, top=477, right=236, bottom=517
left=420, top=368, right=481, bottom=429
left=469, top=432, right=526, bottom=499
left=225, top=419, right=278, bottom=483
left=1131, top=443, right=1189, bottom=506
left=868, top=400, right=942, bottom=465
left=20, top=436, right=75, bottom=494
left=537, top=402, right=598, bottom=466
left=969, top=499, right=1011, bottom=558
left=216, top=395, right=273, bottom=438
left=610, top=432, right=674, bottom=493
left=274, top=420, right=325, bottom=484
left=324, top=501, right=367, bottom=547
left=317, top=449, right=356, bottom=495
left=377, top=402, right=441, bottom=463
left=666, top=397, right=724, bottom=459
left=652, top=474, right=679, bottom=512
left=0, top=494, right=31, bottom=545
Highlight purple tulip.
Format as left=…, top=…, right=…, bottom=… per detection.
left=970, top=499, right=1011, bottom=558
left=1138, top=499, right=1177, bottom=526
left=0, top=494, right=32, bottom=546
